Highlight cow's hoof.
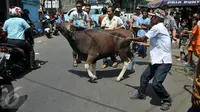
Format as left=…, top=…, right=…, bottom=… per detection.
left=116, top=77, right=124, bottom=82
left=88, top=78, right=97, bottom=83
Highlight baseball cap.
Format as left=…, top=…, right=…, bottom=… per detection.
left=154, top=8, right=166, bottom=18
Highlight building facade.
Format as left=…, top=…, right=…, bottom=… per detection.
left=22, top=0, right=40, bottom=29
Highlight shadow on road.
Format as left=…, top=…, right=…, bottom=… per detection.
left=23, top=78, right=128, bottom=112
left=135, top=61, right=150, bottom=66
left=68, top=69, right=134, bottom=81
left=0, top=79, right=28, bottom=112
left=14, top=60, right=48, bottom=79
left=125, top=83, right=161, bottom=106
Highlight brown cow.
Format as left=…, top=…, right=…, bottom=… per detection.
left=56, top=23, right=136, bottom=82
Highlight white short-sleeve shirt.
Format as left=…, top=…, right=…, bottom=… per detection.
left=145, top=23, right=172, bottom=65
left=101, top=15, right=125, bottom=30
left=69, top=10, right=89, bottom=27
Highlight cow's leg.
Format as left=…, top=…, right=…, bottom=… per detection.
left=85, top=55, right=97, bottom=82
left=117, top=60, right=130, bottom=81
left=117, top=51, right=130, bottom=81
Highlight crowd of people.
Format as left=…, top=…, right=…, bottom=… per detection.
left=68, top=1, right=200, bottom=111
left=2, top=0, right=200, bottom=111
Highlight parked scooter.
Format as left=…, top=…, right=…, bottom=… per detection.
left=42, top=15, right=58, bottom=38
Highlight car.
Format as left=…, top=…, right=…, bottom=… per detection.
left=64, top=5, right=103, bottom=26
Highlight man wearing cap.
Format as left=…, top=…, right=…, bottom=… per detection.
left=127, top=9, right=173, bottom=111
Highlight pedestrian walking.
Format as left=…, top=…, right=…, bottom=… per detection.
left=69, top=1, right=90, bottom=67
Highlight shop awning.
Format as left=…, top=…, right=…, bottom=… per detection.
left=147, top=0, right=165, bottom=8
left=147, top=0, right=200, bottom=8
left=166, top=0, right=200, bottom=6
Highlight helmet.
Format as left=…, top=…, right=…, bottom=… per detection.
left=9, top=6, right=22, bottom=16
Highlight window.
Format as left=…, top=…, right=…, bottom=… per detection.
left=90, top=9, right=102, bottom=14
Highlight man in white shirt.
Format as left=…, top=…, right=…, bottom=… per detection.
left=127, top=9, right=172, bottom=111
left=101, top=6, right=125, bottom=30
left=100, top=6, right=125, bottom=69
left=69, top=1, right=90, bottom=67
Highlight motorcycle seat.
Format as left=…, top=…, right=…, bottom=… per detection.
left=0, top=43, right=18, bottom=48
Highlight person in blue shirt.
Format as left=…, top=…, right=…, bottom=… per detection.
left=3, top=6, right=40, bottom=70
left=54, top=12, right=63, bottom=23
left=135, top=8, right=151, bottom=58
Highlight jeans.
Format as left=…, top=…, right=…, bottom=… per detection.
left=187, top=106, right=200, bottom=112
left=138, top=63, right=172, bottom=102
left=103, top=55, right=117, bottom=65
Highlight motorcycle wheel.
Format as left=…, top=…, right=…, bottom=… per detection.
left=7, top=52, right=27, bottom=76
left=46, top=33, right=51, bottom=38
left=0, top=79, right=14, bottom=110
left=9, top=58, right=27, bottom=74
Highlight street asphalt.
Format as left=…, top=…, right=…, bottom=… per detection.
left=3, top=34, right=195, bottom=112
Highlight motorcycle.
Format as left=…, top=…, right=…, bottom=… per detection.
left=42, top=15, right=58, bottom=38
left=0, top=52, right=16, bottom=109
left=0, top=43, right=29, bottom=76
left=0, top=24, right=7, bottom=43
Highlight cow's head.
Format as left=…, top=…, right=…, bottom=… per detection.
left=56, top=22, right=76, bottom=40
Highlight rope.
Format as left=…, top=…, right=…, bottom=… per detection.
left=73, top=24, right=125, bottom=40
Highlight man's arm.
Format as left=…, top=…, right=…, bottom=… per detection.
left=140, top=18, right=151, bottom=30
left=126, top=25, right=158, bottom=41
left=101, top=18, right=107, bottom=29
left=69, top=11, right=74, bottom=24
left=27, top=15, right=33, bottom=24
left=171, top=18, right=178, bottom=41
left=127, top=35, right=148, bottom=41
left=137, top=42, right=150, bottom=47
left=114, top=18, right=125, bottom=29
left=172, top=29, right=177, bottom=41
left=85, top=13, right=91, bottom=28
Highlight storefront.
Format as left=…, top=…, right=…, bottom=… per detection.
left=22, top=0, right=40, bottom=29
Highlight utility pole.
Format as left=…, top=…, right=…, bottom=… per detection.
left=6, top=0, right=10, bottom=19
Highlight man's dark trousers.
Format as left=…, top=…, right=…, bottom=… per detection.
left=138, top=63, right=172, bottom=102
